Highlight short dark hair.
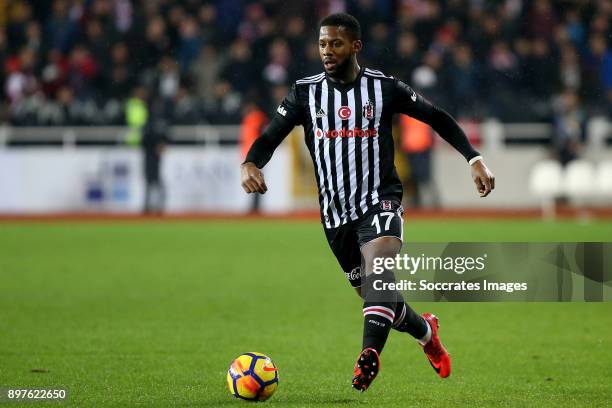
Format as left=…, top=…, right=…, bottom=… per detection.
left=319, top=13, right=361, bottom=40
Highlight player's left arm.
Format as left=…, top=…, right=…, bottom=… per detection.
left=393, top=79, right=495, bottom=197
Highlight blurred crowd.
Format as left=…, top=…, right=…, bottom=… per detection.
left=1, top=0, right=612, bottom=126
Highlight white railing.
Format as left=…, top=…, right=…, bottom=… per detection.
left=480, top=118, right=612, bottom=151
left=0, top=125, right=241, bottom=147
left=0, top=119, right=610, bottom=148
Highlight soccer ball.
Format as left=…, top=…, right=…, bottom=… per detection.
left=227, top=352, right=279, bottom=401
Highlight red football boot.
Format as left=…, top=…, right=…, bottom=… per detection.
left=351, top=348, right=380, bottom=391
left=421, top=313, right=451, bottom=378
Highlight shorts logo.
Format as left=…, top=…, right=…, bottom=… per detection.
left=338, top=106, right=352, bottom=120
left=345, top=267, right=362, bottom=281
left=363, top=100, right=375, bottom=120
left=381, top=200, right=393, bottom=211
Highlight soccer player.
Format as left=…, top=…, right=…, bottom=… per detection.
left=240, top=13, right=495, bottom=391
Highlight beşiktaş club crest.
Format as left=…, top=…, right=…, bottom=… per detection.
left=381, top=200, right=393, bottom=210
left=363, top=100, right=375, bottom=120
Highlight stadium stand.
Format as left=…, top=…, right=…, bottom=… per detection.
left=1, top=0, right=612, bottom=127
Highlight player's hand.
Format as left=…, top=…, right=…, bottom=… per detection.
left=241, top=162, right=268, bottom=194
left=471, top=160, right=495, bottom=197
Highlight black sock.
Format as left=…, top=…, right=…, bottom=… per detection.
left=392, top=293, right=428, bottom=339
left=363, top=301, right=396, bottom=353
left=361, top=270, right=398, bottom=354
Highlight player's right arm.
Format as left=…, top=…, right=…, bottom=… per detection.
left=241, top=85, right=302, bottom=194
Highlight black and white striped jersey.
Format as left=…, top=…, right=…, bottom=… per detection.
left=245, top=67, right=479, bottom=229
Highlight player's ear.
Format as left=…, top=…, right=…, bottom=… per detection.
left=353, top=40, right=363, bottom=53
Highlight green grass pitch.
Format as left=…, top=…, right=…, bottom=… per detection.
left=0, top=219, right=611, bottom=407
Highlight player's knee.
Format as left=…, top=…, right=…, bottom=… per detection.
left=361, top=269, right=398, bottom=303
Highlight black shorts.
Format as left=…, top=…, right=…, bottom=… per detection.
left=324, top=199, right=404, bottom=288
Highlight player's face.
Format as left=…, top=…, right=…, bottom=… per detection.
left=319, top=26, right=361, bottom=77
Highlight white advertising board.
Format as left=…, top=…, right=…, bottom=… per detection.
left=0, top=146, right=291, bottom=213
